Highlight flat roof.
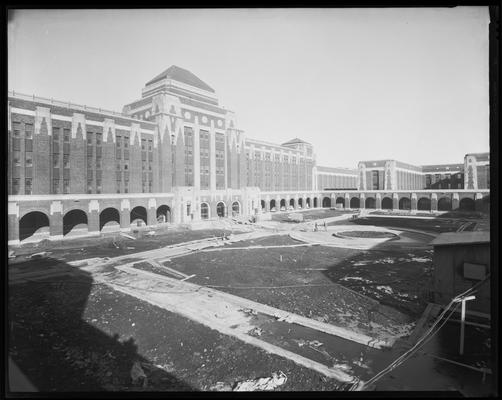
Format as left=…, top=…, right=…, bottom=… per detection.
left=430, top=231, right=490, bottom=247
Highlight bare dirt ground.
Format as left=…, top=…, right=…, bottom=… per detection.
left=7, top=211, right=493, bottom=394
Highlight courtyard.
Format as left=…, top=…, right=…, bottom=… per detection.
left=8, top=208, right=492, bottom=393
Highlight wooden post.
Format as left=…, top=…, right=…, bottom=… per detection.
left=459, top=295, right=476, bottom=355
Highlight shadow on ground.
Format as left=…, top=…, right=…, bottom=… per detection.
left=8, top=257, right=194, bottom=392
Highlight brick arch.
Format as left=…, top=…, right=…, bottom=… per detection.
left=365, top=197, right=376, bottom=209
left=280, top=199, right=287, bottom=209
left=382, top=197, right=393, bottom=210
left=438, top=197, right=452, bottom=211
left=349, top=197, right=360, bottom=209
left=336, top=197, right=345, bottom=207
left=459, top=197, right=475, bottom=211
left=216, top=201, right=226, bottom=217
left=156, top=204, right=172, bottom=223
left=322, top=197, right=331, bottom=208
left=231, top=201, right=241, bottom=216
left=130, top=206, right=147, bottom=226
left=63, top=209, right=88, bottom=236
left=100, top=207, right=120, bottom=230
left=19, top=211, right=50, bottom=241
left=201, top=202, right=210, bottom=219
left=398, top=197, right=411, bottom=210
left=417, top=197, right=431, bottom=211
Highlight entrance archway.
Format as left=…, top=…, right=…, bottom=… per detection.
left=298, top=198, right=303, bottom=208
left=399, top=197, right=411, bottom=210
left=63, top=209, right=88, bottom=236
left=270, top=199, right=276, bottom=211
left=261, top=200, right=266, bottom=211
left=201, top=203, right=210, bottom=219
left=382, top=197, right=393, bottom=210
left=156, top=205, right=171, bottom=223
left=313, top=197, right=318, bottom=208
left=322, top=197, right=331, bottom=208
left=417, top=198, right=431, bottom=211
left=336, top=197, right=345, bottom=208
left=438, top=197, right=452, bottom=211
left=232, top=201, right=240, bottom=216
left=289, top=198, right=295, bottom=209
left=130, top=206, right=147, bottom=226
left=306, top=198, right=311, bottom=208
left=216, top=202, right=226, bottom=217
left=19, top=211, right=50, bottom=241
left=280, top=199, right=286, bottom=210
left=365, top=197, right=376, bottom=209
left=459, top=198, right=475, bottom=212
left=350, top=197, right=360, bottom=209
left=100, top=207, right=120, bottom=231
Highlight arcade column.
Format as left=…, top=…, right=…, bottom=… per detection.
left=375, top=193, right=382, bottom=210
left=49, top=201, right=63, bottom=240
left=147, top=198, right=158, bottom=226
left=88, top=200, right=100, bottom=233
left=120, top=199, right=131, bottom=231
left=8, top=202, right=19, bottom=245
left=344, top=193, right=350, bottom=209
left=452, top=193, right=459, bottom=210
left=360, top=194, right=365, bottom=209
left=431, top=193, right=438, bottom=212
left=411, top=193, right=417, bottom=211
left=392, top=193, right=399, bottom=210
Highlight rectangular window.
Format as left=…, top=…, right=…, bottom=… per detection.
left=12, top=138, right=20, bottom=151
left=52, top=127, right=60, bottom=140
left=12, top=122, right=21, bottom=137
left=148, top=139, right=153, bottom=151
left=124, top=138, right=129, bottom=148
left=96, top=132, right=102, bottom=145
left=25, top=152, right=33, bottom=167
left=63, top=128, right=70, bottom=142
left=96, top=180, right=102, bottom=194
left=63, top=154, right=70, bottom=168
left=124, top=150, right=129, bottom=160
left=53, top=142, right=60, bottom=154
left=116, top=136, right=121, bottom=147
left=25, top=123, right=33, bottom=138
left=13, top=151, right=21, bottom=166
left=87, top=132, right=93, bottom=145
left=116, top=148, right=121, bottom=159
left=63, top=179, right=70, bottom=194
left=141, top=139, right=146, bottom=150
left=12, top=178, right=20, bottom=195
left=24, top=139, right=33, bottom=152
left=25, top=178, right=32, bottom=195
left=53, top=179, right=60, bottom=194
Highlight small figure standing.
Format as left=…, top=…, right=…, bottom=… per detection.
left=324, top=221, right=327, bottom=231
left=314, top=222, right=318, bottom=232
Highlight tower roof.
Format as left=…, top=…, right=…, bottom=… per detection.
left=145, top=65, right=215, bottom=93
left=281, top=138, right=310, bottom=146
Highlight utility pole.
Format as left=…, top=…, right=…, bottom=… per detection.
left=456, top=295, right=476, bottom=355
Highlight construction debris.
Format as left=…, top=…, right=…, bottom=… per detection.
left=248, top=327, right=263, bottom=337
left=146, top=231, right=156, bottom=236
left=120, top=233, right=137, bottom=240
left=30, top=251, right=50, bottom=259
left=210, top=382, right=233, bottom=391
left=274, top=313, right=294, bottom=323
left=8, top=250, right=15, bottom=259
left=233, top=371, right=287, bottom=391
left=240, top=308, right=258, bottom=316
left=130, top=361, right=148, bottom=387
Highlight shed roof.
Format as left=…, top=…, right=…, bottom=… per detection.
left=430, top=231, right=490, bottom=247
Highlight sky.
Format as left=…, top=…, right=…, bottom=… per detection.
left=8, top=7, right=490, bottom=168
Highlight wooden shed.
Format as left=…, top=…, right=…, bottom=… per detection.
left=431, top=231, right=490, bottom=319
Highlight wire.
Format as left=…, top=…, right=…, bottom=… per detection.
left=354, top=274, right=491, bottom=391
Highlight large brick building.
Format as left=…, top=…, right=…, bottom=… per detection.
left=7, top=65, right=490, bottom=243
